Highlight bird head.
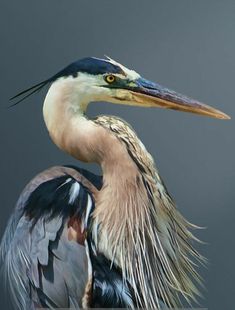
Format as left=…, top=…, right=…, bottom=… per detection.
left=11, top=56, right=230, bottom=119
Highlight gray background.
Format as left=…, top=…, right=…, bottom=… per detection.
left=0, top=0, right=234, bottom=309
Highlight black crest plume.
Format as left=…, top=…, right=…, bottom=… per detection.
left=9, top=79, right=51, bottom=107
left=9, top=57, right=122, bottom=107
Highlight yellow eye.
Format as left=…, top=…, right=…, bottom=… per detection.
left=105, top=74, right=116, bottom=84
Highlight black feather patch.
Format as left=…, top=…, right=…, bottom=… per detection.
left=52, top=57, right=123, bottom=79
left=24, top=175, right=93, bottom=226
left=89, top=246, right=135, bottom=308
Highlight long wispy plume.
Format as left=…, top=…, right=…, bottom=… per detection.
left=92, top=116, right=205, bottom=309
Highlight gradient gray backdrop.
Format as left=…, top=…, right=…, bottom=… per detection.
left=0, top=1, right=234, bottom=309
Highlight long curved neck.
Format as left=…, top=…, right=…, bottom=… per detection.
left=43, top=78, right=138, bottom=174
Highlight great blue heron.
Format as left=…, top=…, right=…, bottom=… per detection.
left=0, top=56, right=229, bottom=309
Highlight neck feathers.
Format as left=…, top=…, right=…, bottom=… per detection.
left=43, top=77, right=88, bottom=132
left=42, top=78, right=95, bottom=161
left=91, top=116, right=203, bottom=308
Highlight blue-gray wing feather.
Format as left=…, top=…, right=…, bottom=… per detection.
left=0, top=166, right=100, bottom=310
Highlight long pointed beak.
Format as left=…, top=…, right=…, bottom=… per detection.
left=128, top=78, right=230, bottom=120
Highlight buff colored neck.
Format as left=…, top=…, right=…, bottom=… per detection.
left=43, top=78, right=138, bottom=177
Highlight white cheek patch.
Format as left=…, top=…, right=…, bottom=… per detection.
left=105, top=56, right=140, bottom=80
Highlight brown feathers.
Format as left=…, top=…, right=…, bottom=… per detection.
left=92, top=115, right=204, bottom=308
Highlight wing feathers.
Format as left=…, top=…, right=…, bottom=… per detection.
left=0, top=166, right=98, bottom=309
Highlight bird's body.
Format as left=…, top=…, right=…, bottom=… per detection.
left=0, top=56, right=229, bottom=309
